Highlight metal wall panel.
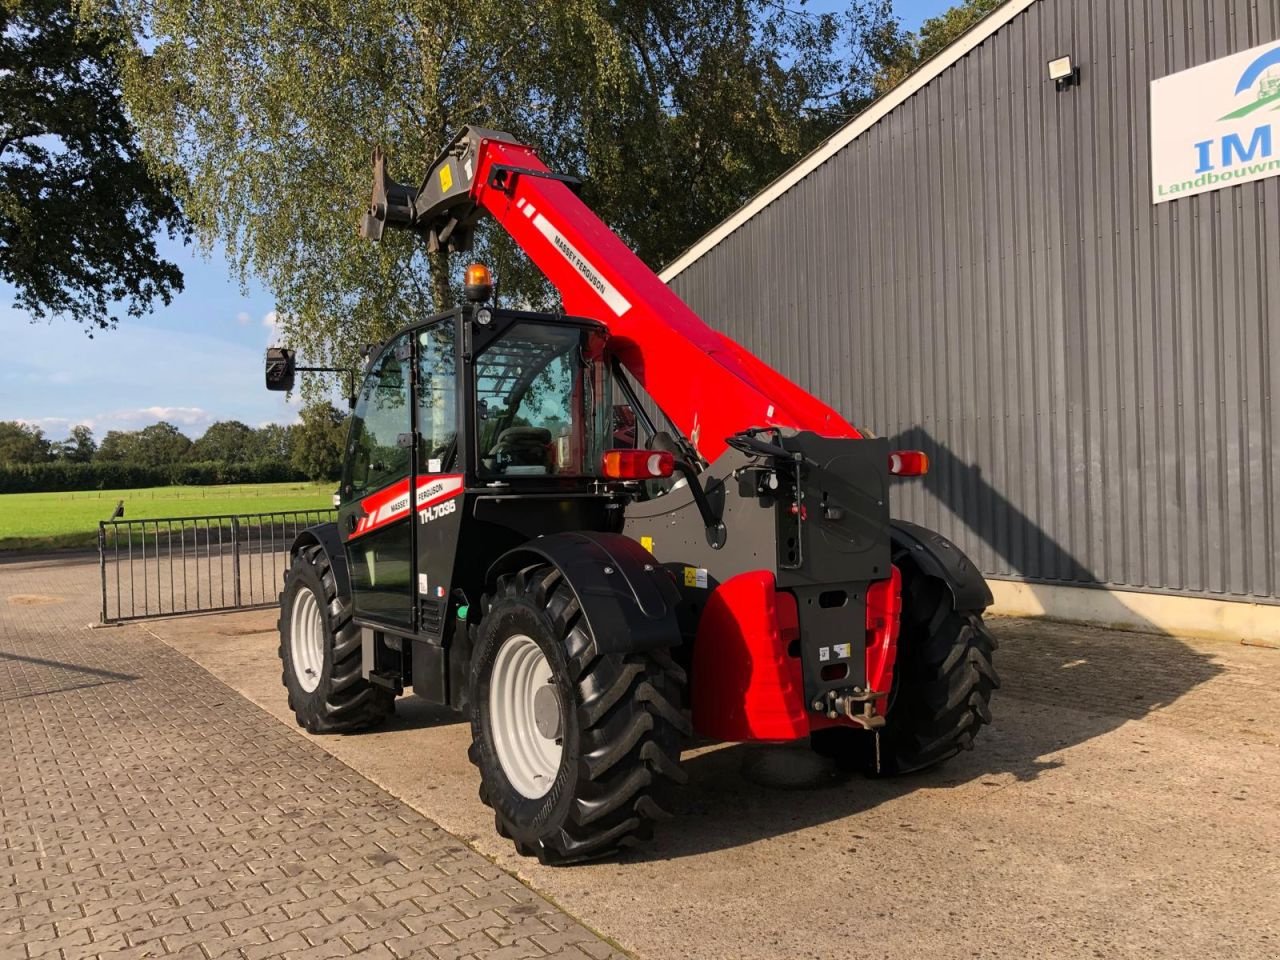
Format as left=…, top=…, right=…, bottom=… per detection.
left=667, top=0, right=1280, bottom=602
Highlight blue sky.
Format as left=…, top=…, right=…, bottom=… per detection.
left=4, top=0, right=953, bottom=443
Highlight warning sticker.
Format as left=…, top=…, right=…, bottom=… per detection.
left=417, top=573, right=429, bottom=595
left=640, top=535, right=654, bottom=553
left=819, top=646, right=831, bottom=662
left=833, top=643, right=853, bottom=660
left=439, top=165, right=453, bottom=193
left=683, top=567, right=708, bottom=588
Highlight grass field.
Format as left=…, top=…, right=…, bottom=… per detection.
left=0, top=482, right=335, bottom=551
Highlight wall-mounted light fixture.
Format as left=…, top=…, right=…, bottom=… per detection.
left=1048, top=55, right=1080, bottom=91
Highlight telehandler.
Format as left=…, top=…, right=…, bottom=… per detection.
left=265, top=127, right=998, bottom=864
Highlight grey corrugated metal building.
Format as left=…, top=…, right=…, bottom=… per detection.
left=661, top=0, right=1280, bottom=633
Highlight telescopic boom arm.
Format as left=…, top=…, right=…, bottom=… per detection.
left=360, top=126, right=860, bottom=461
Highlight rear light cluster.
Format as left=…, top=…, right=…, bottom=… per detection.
left=888, top=449, right=930, bottom=477
left=601, top=449, right=675, bottom=480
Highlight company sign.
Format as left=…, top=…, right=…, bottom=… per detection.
left=1151, top=39, right=1280, bottom=203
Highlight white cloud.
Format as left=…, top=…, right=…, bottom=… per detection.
left=263, top=310, right=282, bottom=345
left=129, top=406, right=212, bottom=426
left=236, top=311, right=252, bottom=325
left=19, top=416, right=86, bottom=433
left=21, top=407, right=212, bottom=435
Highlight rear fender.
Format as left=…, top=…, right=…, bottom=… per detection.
left=485, top=532, right=681, bottom=657
left=890, top=520, right=992, bottom=613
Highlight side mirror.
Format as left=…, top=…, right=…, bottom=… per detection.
left=265, top=347, right=296, bottom=392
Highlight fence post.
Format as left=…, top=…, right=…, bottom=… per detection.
left=231, top=516, right=242, bottom=608
left=98, top=522, right=108, bottom=624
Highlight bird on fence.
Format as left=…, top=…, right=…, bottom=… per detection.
left=110, top=500, right=124, bottom=520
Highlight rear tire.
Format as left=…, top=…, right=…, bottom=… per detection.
left=468, top=563, right=688, bottom=864
left=279, top=544, right=394, bottom=733
left=812, top=562, right=999, bottom=776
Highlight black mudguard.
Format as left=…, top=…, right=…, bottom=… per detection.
left=288, top=523, right=352, bottom=603
left=486, top=531, right=681, bottom=656
left=890, top=519, right=992, bottom=613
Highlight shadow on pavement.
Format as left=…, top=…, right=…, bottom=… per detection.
left=0, top=650, right=138, bottom=682
left=0, top=650, right=140, bottom=703
left=622, top=429, right=1226, bottom=861
left=635, top=615, right=1222, bottom=861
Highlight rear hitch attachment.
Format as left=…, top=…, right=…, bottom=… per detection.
left=811, top=688, right=887, bottom=730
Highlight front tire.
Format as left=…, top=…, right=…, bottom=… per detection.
left=279, top=544, right=394, bottom=733
left=468, top=563, right=688, bottom=864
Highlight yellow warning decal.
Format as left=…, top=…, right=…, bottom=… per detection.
left=640, top=535, right=654, bottom=553
left=683, top=566, right=697, bottom=587
left=439, top=165, right=453, bottom=193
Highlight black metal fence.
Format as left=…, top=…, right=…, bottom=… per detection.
left=98, top=509, right=335, bottom=623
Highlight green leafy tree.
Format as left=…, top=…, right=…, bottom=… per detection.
left=102, top=0, right=891, bottom=373
left=132, top=421, right=192, bottom=466
left=95, top=428, right=139, bottom=463
left=0, top=0, right=188, bottom=332
left=188, top=420, right=256, bottom=462
left=291, top=403, right=347, bottom=482
left=252, top=422, right=296, bottom=462
left=871, top=0, right=1003, bottom=95
left=54, top=424, right=96, bottom=462
left=0, top=420, right=52, bottom=463
left=96, top=421, right=192, bottom=466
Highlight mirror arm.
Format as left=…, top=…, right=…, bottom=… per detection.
left=295, top=365, right=359, bottom=408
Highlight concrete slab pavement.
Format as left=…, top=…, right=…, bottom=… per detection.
left=146, top=589, right=1280, bottom=959
left=0, top=557, right=626, bottom=960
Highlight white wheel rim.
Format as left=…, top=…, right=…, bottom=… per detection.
left=489, top=634, right=564, bottom=799
left=289, top=586, right=325, bottom=694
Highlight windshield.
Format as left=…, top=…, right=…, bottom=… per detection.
left=474, top=322, right=611, bottom=478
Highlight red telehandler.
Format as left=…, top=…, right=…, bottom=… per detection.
left=265, top=127, right=998, bottom=864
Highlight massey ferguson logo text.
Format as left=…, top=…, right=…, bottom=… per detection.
left=517, top=198, right=632, bottom=316
left=553, top=233, right=608, bottom=299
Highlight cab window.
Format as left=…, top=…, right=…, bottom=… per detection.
left=418, top=322, right=457, bottom=472
left=474, top=323, right=611, bottom=477
left=342, top=333, right=412, bottom=501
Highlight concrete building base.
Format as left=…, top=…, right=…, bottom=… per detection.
left=988, top=579, right=1280, bottom=648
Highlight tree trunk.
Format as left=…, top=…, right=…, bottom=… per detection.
left=431, top=249, right=452, bottom=310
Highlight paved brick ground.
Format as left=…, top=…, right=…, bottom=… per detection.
left=0, top=558, right=624, bottom=960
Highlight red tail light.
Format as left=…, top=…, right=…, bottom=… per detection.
left=602, top=449, right=675, bottom=480
left=888, top=450, right=930, bottom=477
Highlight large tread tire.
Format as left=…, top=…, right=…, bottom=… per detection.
left=813, top=562, right=999, bottom=776
left=278, top=544, right=395, bottom=734
left=468, top=563, right=687, bottom=865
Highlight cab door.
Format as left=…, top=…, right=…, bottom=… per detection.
left=411, top=318, right=465, bottom=646
left=339, top=332, right=415, bottom=630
